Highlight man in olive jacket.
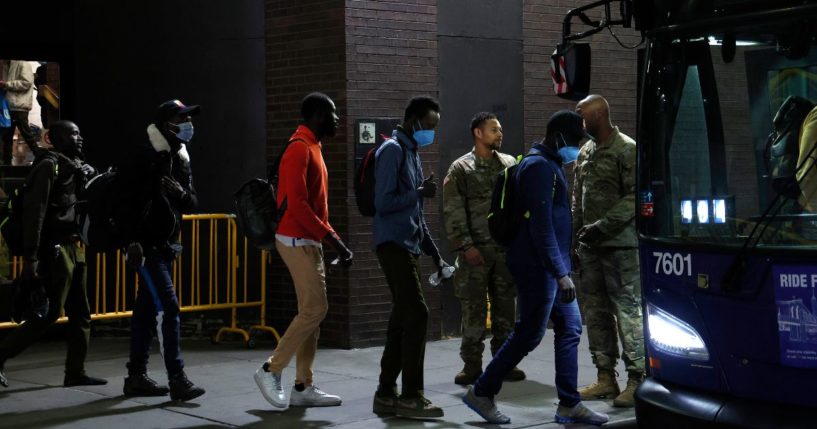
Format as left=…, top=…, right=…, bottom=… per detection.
left=0, top=121, right=104, bottom=389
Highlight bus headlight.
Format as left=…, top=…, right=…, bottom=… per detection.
left=647, top=304, right=710, bottom=361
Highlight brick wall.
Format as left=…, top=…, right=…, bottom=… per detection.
left=345, top=0, right=441, bottom=348
left=265, top=0, right=350, bottom=348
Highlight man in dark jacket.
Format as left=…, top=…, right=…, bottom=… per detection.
left=463, top=111, right=608, bottom=426
left=370, top=96, right=447, bottom=419
left=121, top=99, right=204, bottom=402
left=0, top=120, right=105, bottom=388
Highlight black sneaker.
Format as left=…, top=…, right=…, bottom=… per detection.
left=395, top=395, right=444, bottom=419
left=373, top=392, right=399, bottom=415
left=124, top=373, right=169, bottom=397
left=169, top=371, right=205, bottom=401
left=64, top=373, right=108, bottom=387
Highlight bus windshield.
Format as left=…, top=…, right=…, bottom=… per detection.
left=640, top=31, right=817, bottom=250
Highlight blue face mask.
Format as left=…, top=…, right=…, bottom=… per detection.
left=556, top=134, right=580, bottom=164
left=558, top=146, right=580, bottom=164
left=413, top=121, right=436, bottom=147
left=172, top=121, right=194, bottom=143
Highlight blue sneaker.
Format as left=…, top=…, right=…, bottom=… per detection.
left=555, top=402, right=609, bottom=426
left=463, top=386, right=511, bottom=424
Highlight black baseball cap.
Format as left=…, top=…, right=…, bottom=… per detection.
left=546, top=109, right=591, bottom=140
left=154, top=99, right=201, bottom=125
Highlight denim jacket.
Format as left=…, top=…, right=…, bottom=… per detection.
left=373, top=127, right=439, bottom=258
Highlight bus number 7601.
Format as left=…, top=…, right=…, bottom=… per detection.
left=652, top=252, right=692, bottom=277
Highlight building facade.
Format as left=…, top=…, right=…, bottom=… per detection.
left=265, top=0, right=641, bottom=348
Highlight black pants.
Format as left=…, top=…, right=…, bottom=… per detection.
left=0, top=242, right=91, bottom=377
left=0, top=110, right=38, bottom=165
left=376, top=242, right=428, bottom=398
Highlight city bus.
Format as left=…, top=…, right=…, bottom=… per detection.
left=553, top=1, right=817, bottom=427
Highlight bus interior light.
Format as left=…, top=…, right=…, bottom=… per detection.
left=680, top=199, right=693, bottom=224
left=647, top=304, right=710, bottom=361
left=713, top=198, right=727, bottom=224
left=696, top=200, right=709, bottom=223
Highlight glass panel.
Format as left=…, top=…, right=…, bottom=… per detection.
left=0, top=59, right=60, bottom=167
left=668, top=66, right=713, bottom=239
left=643, top=36, right=817, bottom=249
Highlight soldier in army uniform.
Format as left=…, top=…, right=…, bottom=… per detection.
left=572, top=95, right=644, bottom=407
left=443, top=112, right=525, bottom=385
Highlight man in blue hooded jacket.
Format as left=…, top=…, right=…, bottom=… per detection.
left=463, top=110, right=609, bottom=426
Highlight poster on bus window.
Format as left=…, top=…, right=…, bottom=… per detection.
left=773, top=265, right=817, bottom=368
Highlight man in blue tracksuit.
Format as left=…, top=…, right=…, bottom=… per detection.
left=463, top=110, right=609, bottom=426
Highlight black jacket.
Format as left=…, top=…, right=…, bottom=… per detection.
left=22, top=150, right=85, bottom=262
left=117, top=124, right=197, bottom=249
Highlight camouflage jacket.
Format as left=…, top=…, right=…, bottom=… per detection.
left=444, top=149, right=516, bottom=251
left=572, top=127, right=638, bottom=248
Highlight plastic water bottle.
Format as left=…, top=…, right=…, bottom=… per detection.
left=429, top=264, right=455, bottom=287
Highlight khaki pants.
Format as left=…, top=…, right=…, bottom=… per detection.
left=267, top=242, right=328, bottom=385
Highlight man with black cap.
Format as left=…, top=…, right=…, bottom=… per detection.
left=0, top=121, right=105, bottom=389
left=120, top=99, right=204, bottom=401
left=463, top=110, right=608, bottom=426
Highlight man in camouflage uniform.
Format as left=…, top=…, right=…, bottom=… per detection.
left=572, top=95, right=644, bottom=408
left=443, top=112, right=525, bottom=385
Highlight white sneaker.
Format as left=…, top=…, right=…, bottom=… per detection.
left=289, top=385, right=342, bottom=407
left=254, top=365, right=287, bottom=408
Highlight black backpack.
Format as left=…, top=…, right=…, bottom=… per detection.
left=78, top=168, right=133, bottom=252
left=488, top=151, right=544, bottom=246
left=354, top=138, right=406, bottom=217
left=234, top=138, right=302, bottom=250
left=0, top=151, right=63, bottom=256
left=765, top=95, right=816, bottom=198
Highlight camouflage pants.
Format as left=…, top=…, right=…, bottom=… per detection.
left=577, top=246, right=645, bottom=374
left=455, top=246, right=516, bottom=366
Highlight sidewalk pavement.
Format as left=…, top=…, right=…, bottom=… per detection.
left=0, top=331, right=636, bottom=428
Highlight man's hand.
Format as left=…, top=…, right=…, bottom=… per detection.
left=463, top=246, right=485, bottom=266
left=571, top=249, right=581, bottom=272
left=577, top=221, right=604, bottom=245
left=557, top=275, right=577, bottom=303
left=417, top=173, right=437, bottom=198
left=126, top=242, right=144, bottom=267
left=162, top=176, right=186, bottom=201
left=325, top=233, right=353, bottom=267
left=80, top=163, right=97, bottom=178
left=21, top=260, right=39, bottom=281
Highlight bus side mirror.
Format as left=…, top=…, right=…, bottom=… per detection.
left=551, top=43, right=591, bottom=101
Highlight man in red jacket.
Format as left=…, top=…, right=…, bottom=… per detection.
left=254, top=92, right=353, bottom=409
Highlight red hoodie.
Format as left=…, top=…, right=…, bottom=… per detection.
left=276, top=125, right=334, bottom=241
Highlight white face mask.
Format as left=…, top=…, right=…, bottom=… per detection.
left=171, top=121, right=194, bottom=142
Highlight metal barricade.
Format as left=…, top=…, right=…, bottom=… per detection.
left=0, top=214, right=280, bottom=348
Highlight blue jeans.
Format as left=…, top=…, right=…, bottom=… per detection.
left=473, top=261, right=582, bottom=407
left=127, top=251, right=184, bottom=377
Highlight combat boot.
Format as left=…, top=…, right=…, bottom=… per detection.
left=613, top=371, right=644, bottom=407
left=454, top=362, right=483, bottom=385
left=578, top=369, right=620, bottom=400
